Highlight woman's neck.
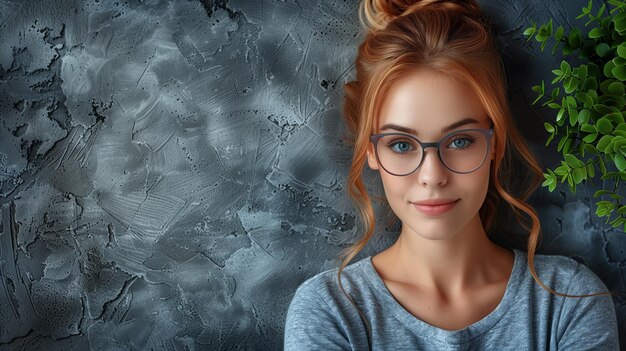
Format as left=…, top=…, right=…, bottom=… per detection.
left=375, top=215, right=513, bottom=297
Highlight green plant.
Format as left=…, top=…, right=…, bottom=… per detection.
left=524, top=0, right=626, bottom=231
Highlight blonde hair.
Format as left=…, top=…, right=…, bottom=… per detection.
left=338, top=0, right=618, bottom=345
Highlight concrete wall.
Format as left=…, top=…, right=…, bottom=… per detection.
left=0, top=0, right=623, bottom=349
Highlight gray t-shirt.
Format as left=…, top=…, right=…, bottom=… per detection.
left=284, top=248, right=619, bottom=350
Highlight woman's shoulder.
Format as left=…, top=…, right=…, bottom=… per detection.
left=520, top=250, right=618, bottom=349
left=287, top=256, right=380, bottom=315
left=515, top=249, right=610, bottom=294
left=284, top=258, right=371, bottom=350
left=293, top=256, right=372, bottom=298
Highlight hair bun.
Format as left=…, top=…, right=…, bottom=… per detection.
left=360, top=0, right=481, bottom=30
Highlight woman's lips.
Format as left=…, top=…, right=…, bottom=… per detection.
left=411, top=199, right=460, bottom=216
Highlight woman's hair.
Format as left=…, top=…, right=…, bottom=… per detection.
left=337, top=0, right=617, bottom=344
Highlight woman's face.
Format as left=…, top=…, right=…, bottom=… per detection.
left=367, top=69, right=494, bottom=241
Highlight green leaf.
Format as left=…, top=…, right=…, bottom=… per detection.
left=601, top=171, right=619, bottom=180
left=606, top=112, right=625, bottom=124
left=556, top=107, right=566, bottom=123
left=549, top=181, right=556, bottom=192
left=563, top=76, right=580, bottom=93
left=596, top=42, right=611, bottom=57
left=600, top=79, right=615, bottom=95
left=613, top=65, right=626, bottom=81
left=608, top=81, right=626, bottom=95
left=560, top=61, right=571, bottom=75
left=615, top=13, right=626, bottom=34
left=596, top=117, right=613, bottom=134
left=536, top=26, right=548, bottom=42
left=584, top=143, right=599, bottom=155
left=554, top=164, right=570, bottom=176
left=565, top=154, right=585, bottom=168
left=587, top=163, right=595, bottom=178
left=588, top=63, right=601, bottom=77
left=597, top=134, right=613, bottom=150
left=596, top=206, right=608, bottom=217
left=581, top=123, right=596, bottom=133
left=594, top=103, right=613, bottom=114
left=542, top=172, right=554, bottom=187
left=562, top=43, right=574, bottom=55
left=613, top=11, right=626, bottom=23
left=578, top=64, right=588, bottom=81
left=567, top=174, right=574, bottom=188
left=578, top=108, right=591, bottom=124
left=618, top=42, right=626, bottom=59
left=600, top=158, right=608, bottom=173
left=614, top=57, right=626, bottom=66
left=583, top=133, right=598, bottom=143
left=582, top=0, right=592, bottom=14
left=547, top=19, right=553, bottom=36
left=614, top=153, right=626, bottom=171
left=546, top=132, right=555, bottom=146
left=564, top=137, right=574, bottom=154
left=594, top=189, right=612, bottom=197
left=568, top=107, right=578, bottom=126
left=557, top=135, right=568, bottom=151
left=572, top=167, right=585, bottom=184
left=544, top=122, right=555, bottom=133
left=523, top=27, right=536, bottom=37
left=589, top=27, right=605, bottom=38
left=610, top=217, right=626, bottom=228
left=613, top=139, right=626, bottom=154
left=580, top=142, right=586, bottom=157
left=605, top=61, right=616, bottom=78
left=568, top=28, right=583, bottom=48
left=597, top=3, right=607, bottom=17
left=555, top=26, right=564, bottom=41
left=582, top=77, right=598, bottom=91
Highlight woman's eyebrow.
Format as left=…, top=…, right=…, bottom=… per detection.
left=379, top=117, right=480, bottom=136
left=379, top=123, right=417, bottom=134
left=441, top=117, right=480, bottom=133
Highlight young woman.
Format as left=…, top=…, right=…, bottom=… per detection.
left=284, top=0, right=620, bottom=350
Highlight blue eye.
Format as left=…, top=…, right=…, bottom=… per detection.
left=448, top=136, right=475, bottom=149
left=391, top=141, right=412, bottom=153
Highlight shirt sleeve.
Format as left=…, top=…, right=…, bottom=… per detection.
left=284, top=280, right=352, bottom=351
left=556, top=262, right=620, bottom=351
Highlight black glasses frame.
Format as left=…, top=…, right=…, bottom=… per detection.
left=369, top=128, right=494, bottom=176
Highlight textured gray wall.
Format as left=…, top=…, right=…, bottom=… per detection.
left=0, top=0, right=624, bottom=349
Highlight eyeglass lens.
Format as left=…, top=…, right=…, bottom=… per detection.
left=375, top=130, right=489, bottom=175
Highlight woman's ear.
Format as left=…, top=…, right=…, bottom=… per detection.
left=367, top=144, right=380, bottom=170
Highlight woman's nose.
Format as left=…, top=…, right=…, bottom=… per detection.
left=417, top=148, right=448, bottom=187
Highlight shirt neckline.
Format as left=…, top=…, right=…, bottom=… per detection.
left=360, top=247, right=524, bottom=344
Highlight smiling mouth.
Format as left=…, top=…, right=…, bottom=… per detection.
left=411, top=199, right=459, bottom=216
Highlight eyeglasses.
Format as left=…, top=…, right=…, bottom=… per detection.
left=369, top=128, right=494, bottom=176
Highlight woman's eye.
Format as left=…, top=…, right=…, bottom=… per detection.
left=390, top=141, right=413, bottom=153
left=448, top=137, right=474, bottom=149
